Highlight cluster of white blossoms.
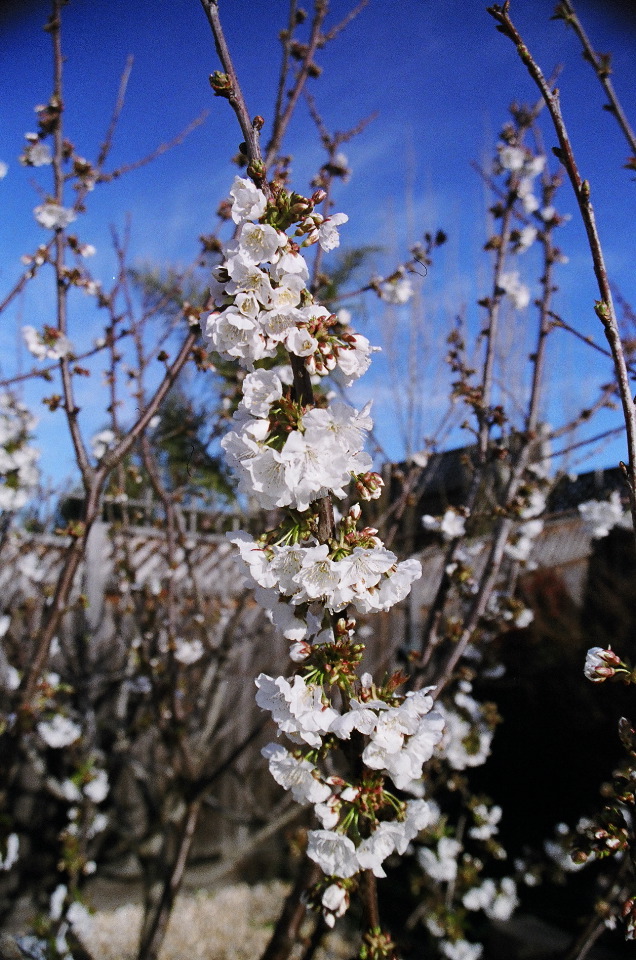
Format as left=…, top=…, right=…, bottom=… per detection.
left=208, top=176, right=439, bottom=929
left=0, top=392, right=40, bottom=512
left=578, top=491, right=630, bottom=539
left=223, top=384, right=377, bottom=512
left=232, top=523, right=422, bottom=618
left=34, top=202, right=77, bottom=231
left=205, top=177, right=372, bottom=384
left=497, top=142, right=546, bottom=217
left=22, top=324, right=74, bottom=361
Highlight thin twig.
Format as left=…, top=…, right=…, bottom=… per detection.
left=98, top=111, right=208, bottom=184
left=555, top=0, right=636, bottom=158
left=96, top=54, right=134, bottom=170
left=264, top=1, right=329, bottom=169
left=488, top=1, right=636, bottom=535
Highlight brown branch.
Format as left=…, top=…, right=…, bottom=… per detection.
left=137, top=797, right=203, bottom=960
left=199, top=0, right=265, bottom=170
left=264, top=2, right=329, bottom=169
left=488, top=1, right=636, bottom=534
left=96, top=54, right=134, bottom=170
left=260, top=856, right=322, bottom=960
left=322, top=0, right=369, bottom=42
left=0, top=334, right=129, bottom=390
left=0, top=244, right=54, bottom=317
left=360, top=868, right=380, bottom=930
left=97, top=111, right=208, bottom=184
left=102, top=329, right=197, bottom=470
left=272, top=1, right=298, bottom=144
left=555, top=0, right=636, bottom=158
left=47, top=0, right=93, bottom=487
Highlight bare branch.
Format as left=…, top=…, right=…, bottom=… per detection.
left=488, top=1, right=636, bottom=533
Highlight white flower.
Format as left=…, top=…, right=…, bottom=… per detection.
left=262, top=743, right=332, bottom=805
left=229, top=176, right=267, bottom=223
left=321, top=883, right=349, bottom=927
left=255, top=673, right=337, bottom=747
left=513, top=224, right=538, bottom=253
left=514, top=607, right=534, bottom=629
left=440, top=939, right=483, bottom=960
left=498, top=145, right=525, bottom=171
left=0, top=161, right=8, bottom=179
left=285, top=326, right=318, bottom=358
left=83, top=769, right=109, bottom=804
left=544, top=839, right=586, bottom=872
left=579, top=492, right=627, bottom=539
left=307, top=828, right=359, bottom=878
left=290, top=544, right=341, bottom=603
left=254, top=587, right=307, bottom=642
left=498, top=270, right=530, bottom=310
left=520, top=489, right=546, bottom=519
left=519, top=181, right=539, bottom=214
left=238, top=221, right=286, bottom=264
left=229, top=532, right=276, bottom=588
left=91, top=428, right=116, bottom=461
left=22, top=325, right=74, bottom=361
left=226, top=257, right=276, bottom=308
left=418, top=836, right=462, bottom=882
left=50, top=884, right=67, bottom=920
left=56, top=779, right=82, bottom=802
left=437, top=706, right=493, bottom=771
left=23, top=141, right=52, bottom=166
left=0, top=833, right=19, bottom=871
left=37, top=715, right=81, bottom=748
left=87, top=812, right=108, bottom=838
left=174, top=637, right=205, bottom=665
left=440, top=508, right=466, bottom=540
left=289, top=640, right=311, bottom=661
left=317, top=212, right=348, bottom=252
left=372, top=557, right=422, bottom=613
left=381, top=276, right=414, bottom=305
left=469, top=804, right=502, bottom=840
left=34, top=202, right=76, bottom=230
left=330, top=698, right=385, bottom=740
left=271, top=251, right=310, bottom=284
left=356, top=821, right=400, bottom=877
left=333, top=333, right=374, bottom=386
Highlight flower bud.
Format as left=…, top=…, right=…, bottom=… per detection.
left=584, top=646, right=623, bottom=682
left=209, top=71, right=232, bottom=98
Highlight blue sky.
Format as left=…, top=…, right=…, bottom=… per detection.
left=2, top=0, right=636, bottom=491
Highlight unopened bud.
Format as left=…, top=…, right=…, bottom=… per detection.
left=209, top=71, right=232, bottom=98
left=289, top=640, right=311, bottom=662
left=312, top=189, right=327, bottom=205
left=252, top=115, right=265, bottom=131
left=584, top=646, right=623, bottom=682
left=246, top=159, right=266, bottom=183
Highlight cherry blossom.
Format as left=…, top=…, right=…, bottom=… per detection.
left=212, top=174, right=441, bottom=923
left=34, top=202, right=76, bottom=230
left=37, top=715, right=82, bottom=749
left=228, top=175, right=267, bottom=223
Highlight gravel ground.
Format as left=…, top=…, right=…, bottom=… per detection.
left=80, top=882, right=353, bottom=960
